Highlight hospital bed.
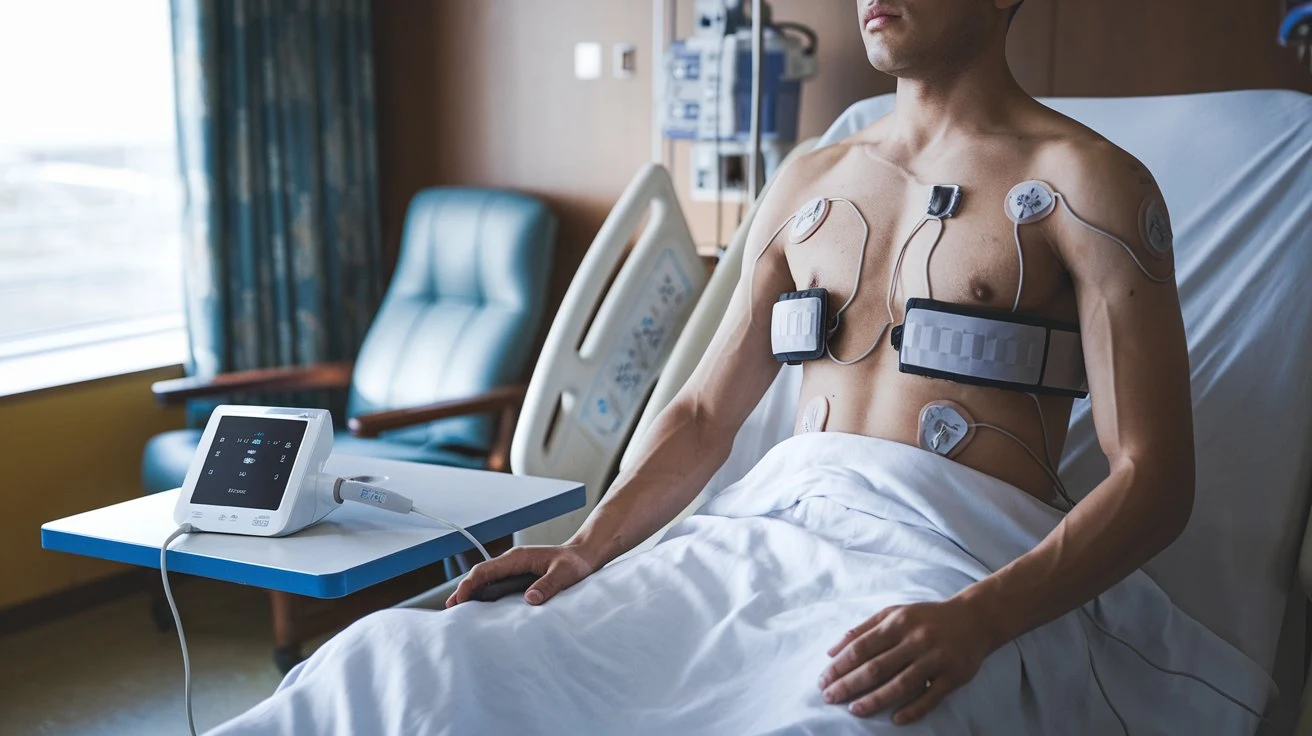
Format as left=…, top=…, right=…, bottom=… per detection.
left=415, top=90, right=1312, bottom=734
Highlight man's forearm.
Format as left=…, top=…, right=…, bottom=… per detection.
left=567, top=399, right=735, bottom=567
left=955, top=460, right=1193, bottom=651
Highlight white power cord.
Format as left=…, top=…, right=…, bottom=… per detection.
left=334, top=477, right=492, bottom=563
left=160, top=523, right=197, bottom=736
left=158, top=478, right=491, bottom=735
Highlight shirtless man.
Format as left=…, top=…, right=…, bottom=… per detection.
left=449, top=0, right=1194, bottom=726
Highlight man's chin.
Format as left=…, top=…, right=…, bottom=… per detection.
left=864, top=50, right=905, bottom=76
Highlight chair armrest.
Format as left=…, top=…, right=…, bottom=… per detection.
left=151, top=362, right=355, bottom=406
left=347, top=384, right=529, bottom=438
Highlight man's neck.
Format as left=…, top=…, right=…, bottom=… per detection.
left=888, top=52, right=1029, bottom=152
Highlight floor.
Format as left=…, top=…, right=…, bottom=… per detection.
left=0, top=578, right=334, bottom=736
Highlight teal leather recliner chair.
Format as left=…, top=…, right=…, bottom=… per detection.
left=140, top=188, right=556, bottom=670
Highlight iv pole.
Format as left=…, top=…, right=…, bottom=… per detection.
left=747, top=0, right=764, bottom=203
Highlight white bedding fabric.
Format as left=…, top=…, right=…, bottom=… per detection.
left=704, top=91, right=1312, bottom=679
left=212, top=434, right=1270, bottom=736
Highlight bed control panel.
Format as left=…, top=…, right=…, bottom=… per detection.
left=579, top=249, right=696, bottom=445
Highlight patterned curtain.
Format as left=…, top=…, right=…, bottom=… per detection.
left=171, top=0, right=382, bottom=417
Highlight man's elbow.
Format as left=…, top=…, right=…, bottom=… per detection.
left=663, top=394, right=736, bottom=464
left=1113, top=453, right=1194, bottom=547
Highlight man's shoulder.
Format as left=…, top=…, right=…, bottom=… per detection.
left=1030, top=116, right=1157, bottom=197
left=766, top=143, right=860, bottom=202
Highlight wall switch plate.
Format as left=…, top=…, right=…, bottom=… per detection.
left=613, top=43, right=637, bottom=78
left=574, top=42, right=603, bottom=80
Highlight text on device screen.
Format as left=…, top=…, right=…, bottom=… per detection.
left=190, top=415, right=309, bottom=510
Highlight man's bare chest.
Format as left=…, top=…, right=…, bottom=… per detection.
left=779, top=168, right=1072, bottom=324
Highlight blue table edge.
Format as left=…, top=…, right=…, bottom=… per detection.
left=41, top=485, right=585, bottom=599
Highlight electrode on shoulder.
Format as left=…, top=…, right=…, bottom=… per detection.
left=789, top=197, right=831, bottom=244
left=1140, top=198, right=1174, bottom=257
left=1005, top=180, right=1057, bottom=224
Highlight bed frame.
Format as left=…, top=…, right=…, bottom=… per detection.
left=406, top=99, right=1312, bottom=735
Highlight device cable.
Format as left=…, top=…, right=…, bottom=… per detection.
left=410, top=508, right=492, bottom=563
left=161, top=524, right=198, bottom=736
left=968, top=421, right=1070, bottom=509
left=1053, top=194, right=1175, bottom=284
left=1077, top=608, right=1271, bottom=725
left=1027, top=392, right=1075, bottom=508
left=335, top=478, right=492, bottom=563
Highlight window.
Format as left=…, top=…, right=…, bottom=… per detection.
left=0, top=0, right=186, bottom=394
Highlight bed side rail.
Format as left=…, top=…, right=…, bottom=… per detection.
left=510, top=164, right=708, bottom=546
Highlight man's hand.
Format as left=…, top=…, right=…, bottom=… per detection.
left=445, top=544, right=598, bottom=608
left=818, top=599, right=998, bottom=724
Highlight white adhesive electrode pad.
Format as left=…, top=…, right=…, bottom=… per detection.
left=1005, top=180, right=1057, bottom=224
left=1141, top=199, right=1174, bottom=256
left=771, top=296, right=825, bottom=356
left=800, top=395, right=829, bottom=434
left=918, top=402, right=974, bottom=457
left=789, top=197, right=830, bottom=244
left=174, top=405, right=335, bottom=536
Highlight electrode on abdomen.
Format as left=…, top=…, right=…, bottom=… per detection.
left=918, top=401, right=976, bottom=457
left=800, top=395, right=830, bottom=434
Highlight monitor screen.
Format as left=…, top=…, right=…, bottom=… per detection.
left=190, top=415, right=308, bottom=511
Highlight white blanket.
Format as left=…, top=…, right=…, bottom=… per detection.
left=211, top=434, right=1272, bottom=735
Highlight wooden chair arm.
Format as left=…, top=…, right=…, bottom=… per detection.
left=151, top=362, right=356, bottom=406
left=347, top=384, right=529, bottom=439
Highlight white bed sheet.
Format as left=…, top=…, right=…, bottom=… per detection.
left=701, top=90, right=1312, bottom=675
left=213, top=434, right=1270, bottom=735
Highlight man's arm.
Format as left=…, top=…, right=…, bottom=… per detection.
left=448, top=159, right=803, bottom=607
left=568, top=176, right=801, bottom=569
left=819, top=146, right=1194, bottom=724
left=959, top=149, right=1194, bottom=644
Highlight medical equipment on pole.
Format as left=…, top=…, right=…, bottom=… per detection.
left=660, top=0, right=816, bottom=203
left=1280, top=1, right=1312, bottom=72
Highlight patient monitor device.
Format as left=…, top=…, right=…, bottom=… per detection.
left=163, top=404, right=491, bottom=736
left=662, top=0, right=817, bottom=202
left=174, top=405, right=337, bottom=536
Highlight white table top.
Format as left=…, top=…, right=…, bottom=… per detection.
left=41, top=454, right=585, bottom=598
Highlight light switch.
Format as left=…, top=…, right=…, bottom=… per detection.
left=614, top=43, right=637, bottom=78
left=574, top=42, right=603, bottom=80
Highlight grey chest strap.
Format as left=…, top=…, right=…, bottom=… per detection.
left=891, top=298, right=1089, bottom=399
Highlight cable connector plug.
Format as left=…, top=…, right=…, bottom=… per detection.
left=334, top=477, right=414, bottom=515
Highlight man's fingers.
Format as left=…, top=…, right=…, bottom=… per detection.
left=848, top=664, right=936, bottom=718
left=891, top=677, right=954, bottom=725
left=820, top=621, right=902, bottom=689
left=827, top=608, right=894, bottom=657
left=820, top=643, right=916, bottom=705
left=448, top=549, right=533, bottom=606
left=523, top=560, right=578, bottom=606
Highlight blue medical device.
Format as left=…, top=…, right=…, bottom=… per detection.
left=662, top=0, right=816, bottom=202
left=1281, top=1, right=1312, bottom=71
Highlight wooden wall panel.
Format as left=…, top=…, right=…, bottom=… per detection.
left=1053, top=0, right=1312, bottom=97
left=1007, top=0, right=1055, bottom=96
left=373, top=0, right=1309, bottom=318
left=374, top=1, right=896, bottom=306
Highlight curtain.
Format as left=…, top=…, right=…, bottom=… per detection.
left=171, top=0, right=382, bottom=417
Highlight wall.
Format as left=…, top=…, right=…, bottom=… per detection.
left=373, top=1, right=893, bottom=310
left=0, top=367, right=185, bottom=610
left=374, top=0, right=1309, bottom=315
